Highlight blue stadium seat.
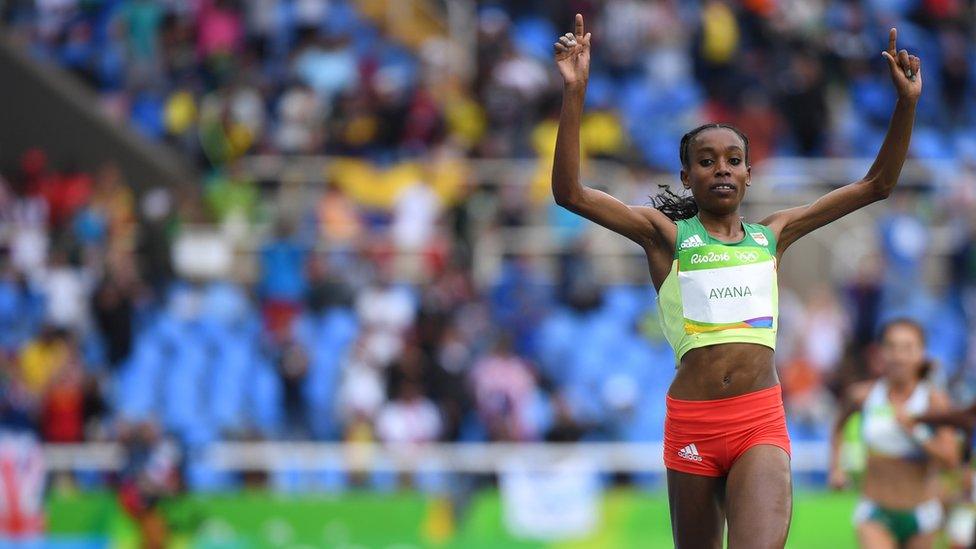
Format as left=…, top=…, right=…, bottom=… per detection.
left=911, top=127, right=952, bottom=159
left=185, top=449, right=241, bottom=492
left=130, top=91, right=164, bottom=140
left=249, top=359, right=284, bottom=436
left=320, top=307, right=359, bottom=349
left=512, top=16, right=558, bottom=61
left=208, top=334, right=253, bottom=432
left=533, top=309, right=580, bottom=379
left=161, top=329, right=208, bottom=436
left=270, top=464, right=308, bottom=493
left=201, top=282, right=249, bottom=327
left=115, top=333, right=166, bottom=421
left=369, top=462, right=398, bottom=492
left=583, top=72, right=616, bottom=110
left=457, top=411, right=488, bottom=443
left=601, top=285, right=650, bottom=325
left=312, top=455, right=349, bottom=492
left=414, top=469, right=450, bottom=494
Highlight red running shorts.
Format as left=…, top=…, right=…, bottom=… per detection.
left=664, top=384, right=791, bottom=477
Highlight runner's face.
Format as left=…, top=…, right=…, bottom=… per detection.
left=681, top=128, right=751, bottom=215
left=880, top=324, right=926, bottom=382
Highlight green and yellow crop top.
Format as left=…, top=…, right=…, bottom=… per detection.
left=656, top=215, right=778, bottom=362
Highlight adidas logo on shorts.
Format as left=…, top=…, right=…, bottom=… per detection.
left=679, top=235, right=706, bottom=249
left=678, top=443, right=703, bottom=462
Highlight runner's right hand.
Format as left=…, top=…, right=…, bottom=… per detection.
left=554, top=13, right=591, bottom=88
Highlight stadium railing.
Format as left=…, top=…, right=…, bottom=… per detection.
left=204, top=155, right=960, bottom=290
left=44, top=441, right=829, bottom=474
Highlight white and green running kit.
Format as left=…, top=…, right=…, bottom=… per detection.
left=854, top=379, right=943, bottom=542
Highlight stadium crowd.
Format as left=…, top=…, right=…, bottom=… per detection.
left=2, top=0, right=975, bottom=169
left=0, top=0, right=973, bottom=494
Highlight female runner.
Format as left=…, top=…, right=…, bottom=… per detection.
left=910, top=396, right=976, bottom=548
left=552, top=14, right=922, bottom=548
left=829, top=319, right=959, bottom=548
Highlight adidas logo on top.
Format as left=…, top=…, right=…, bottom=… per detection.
left=678, top=443, right=703, bottom=462
left=679, top=234, right=706, bottom=249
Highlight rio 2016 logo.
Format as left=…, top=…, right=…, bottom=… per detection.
left=734, top=251, right=759, bottom=262
left=690, top=251, right=730, bottom=264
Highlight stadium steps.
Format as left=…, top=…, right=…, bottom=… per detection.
left=352, top=0, right=447, bottom=50
left=0, top=29, right=191, bottom=189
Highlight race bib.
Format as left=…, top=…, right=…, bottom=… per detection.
left=677, top=245, right=775, bottom=333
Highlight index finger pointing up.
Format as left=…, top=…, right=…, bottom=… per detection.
left=888, top=27, right=897, bottom=54
left=575, top=13, right=584, bottom=38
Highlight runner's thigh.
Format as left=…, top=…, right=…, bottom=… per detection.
left=667, top=468, right=726, bottom=549
left=905, top=531, right=937, bottom=549
left=725, top=445, right=792, bottom=549
left=857, top=521, right=897, bottom=549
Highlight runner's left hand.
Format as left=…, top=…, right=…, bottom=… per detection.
left=881, top=28, right=922, bottom=102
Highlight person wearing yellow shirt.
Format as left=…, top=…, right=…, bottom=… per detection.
left=18, top=327, right=69, bottom=399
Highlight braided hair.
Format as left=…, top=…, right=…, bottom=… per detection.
left=650, top=123, right=751, bottom=222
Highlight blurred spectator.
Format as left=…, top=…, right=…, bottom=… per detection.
left=844, top=253, right=884, bottom=352
left=197, top=0, right=244, bottom=75
left=135, top=187, right=176, bottom=293
left=776, top=52, right=828, bottom=155
left=780, top=347, right=833, bottom=436
left=355, top=268, right=416, bottom=366
left=375, top=380, right=442, bottom=444
left=317, top=180, right=363, bottom=246
left=39, top=247, right=92, bottom=334
left=7, top=155, right=50, bottom=279
left=546, top=394, right=587, bottom=442
left=40, top=343, right=84, bottom=443
left=556, top=240, right=600, bottom=312
left=18, top=326, right=69, bottom=400
left=293, top=34, right=358, bottom=104
left=92, top=261, right=139, bottom=369
left=798, top=285, right=850, bottom=380
left=5, top=0, right=972, bottom=167
left=0, top=352, right=36, bottom=433
left=205, top=162, right=259, bottom=224
left=878, top=197, right=929, bottom=310
left=117, top=422, right=181, bottom=549
left=424, top=323, right=475, bottom=441
left=0, top=430, right=45, bottom=540
left=306, top=254, right=355, bottom=312
left=336, top=337, right=386, bottom=432
left=81, top=373, right=108, bottom=439
left=273, top=333, right=311, bottom=439
left=469, top=334, right=540, bottom=442
left=15, top=149, right=53, bottom=199
left=274, top=82, right=325, bottom=153
left=40, top=164, right=92, bottom=230
left=118, top=0, right=165, bottom=66
left=258, top=221, right=309, bottom=333
left=0, top=0, right=973, bottom=486
left=391, top=180, right=441, bottom=252
left=205, top=161, right=260, bottom=245
left=951, top=218, right=976, bottom=320
left=693, top=0, right=742, bottom=106
left=490, top=255, right=552, bottom=354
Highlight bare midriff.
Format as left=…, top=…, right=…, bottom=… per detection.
left=863, top=454, right=937, bottom=509
left=668, top=343, right=778, bottom=401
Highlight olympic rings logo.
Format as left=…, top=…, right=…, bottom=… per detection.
left=735, top=251, right=759, bottom=262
